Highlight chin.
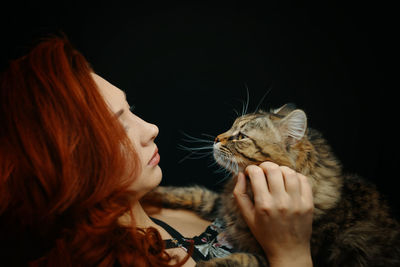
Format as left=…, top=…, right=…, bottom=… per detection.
left=129, top=166, right=163, bottom=197
left=146, top=165, right=163, bottom=191
left=153, top=166, right=163, bottom=186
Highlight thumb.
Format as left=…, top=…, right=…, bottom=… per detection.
left=233, top=172, right=255, bottom=226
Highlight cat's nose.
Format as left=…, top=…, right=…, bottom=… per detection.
left=215, top=136, right=220, bottom=143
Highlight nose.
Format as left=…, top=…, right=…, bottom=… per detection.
left=141, top=121, right=159, bottom=146
left=151, top=124, right=159, bottom=139
left=215, top=134, right=223, bottom=143
left=148, top=123, right=159, bottom=142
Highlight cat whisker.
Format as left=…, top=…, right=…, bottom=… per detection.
left=215, top=172, right=232, bottom=185
left=187, top=154, right=212, bottom=160
left=214, top=159, right=238, bottom=184
left=254, top=85, right=273, bottom=113
left=180, top=131, right=214, bottom=144
left=177, top=132, right=216, bottom=164
left=213, top=167, right=227, bottom=174
left=243, top=83, right=250, bottom=116
left=200, top=133, right=216, bottom=140
left=240, top=99, right=248, bottom=117
left=213, top=150, right=239, bottom=177
left=178, top=150, right=212, bottom=164
left=178, top=152, right=196, bottom=164
left=178, top=145, right=214, bottom=151
left=208, top=158, right=220, bottom=167
left=181, top=139, right=214, bottom=144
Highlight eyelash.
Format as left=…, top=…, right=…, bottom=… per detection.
left=121, top=105, right=135, bottom=132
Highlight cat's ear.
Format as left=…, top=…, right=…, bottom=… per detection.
left=278, top=109, right=307, bottom=143
left=272, top=103, right=297, bottom=116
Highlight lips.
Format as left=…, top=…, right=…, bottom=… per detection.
left=148, top=147, right=160, bottom=166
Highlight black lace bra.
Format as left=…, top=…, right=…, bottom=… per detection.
left=150, top=217, right=236, bottom=263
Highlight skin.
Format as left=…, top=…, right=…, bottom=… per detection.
left=93, top=73, right=314, bottom=267
left=234, top=164, right=314, bottom=267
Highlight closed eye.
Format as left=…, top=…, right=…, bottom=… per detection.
left=115, top=109, right=124, bottom=118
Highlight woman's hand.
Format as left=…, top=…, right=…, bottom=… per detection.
left=233, top=162, right=314, bottom=267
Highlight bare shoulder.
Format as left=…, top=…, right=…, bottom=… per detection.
left=144, top=205, right=211, bottom=237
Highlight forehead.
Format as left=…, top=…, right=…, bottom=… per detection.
left=230, top=114, right=257, bottom=132
left=91, top=73, right=126, bottom=112
left=234, top=113, right=265, bottom=127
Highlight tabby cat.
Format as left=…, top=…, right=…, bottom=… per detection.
left=146, top=103, right=400, bottom=267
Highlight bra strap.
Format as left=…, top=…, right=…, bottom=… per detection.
left=150, top=217, right=186, bottom=241
left=150, top=217, right=206, bottom=262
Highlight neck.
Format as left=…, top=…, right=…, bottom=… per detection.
left=124, top=200, right=173, bottom=240
left=119, top=200, right=155, bottom=228
left=300, top=129, right=343, bottom=218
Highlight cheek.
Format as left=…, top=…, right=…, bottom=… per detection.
left=232, top=142, right=262, bottom=163
left=125, top=131, right=145, bottom=166
left=232, top=141, right=252, bottom=155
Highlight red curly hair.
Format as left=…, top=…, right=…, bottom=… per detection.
left=0, top=35, right=188, bottom=266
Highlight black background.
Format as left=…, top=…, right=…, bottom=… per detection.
left=2, top=1, right=398, bottom=217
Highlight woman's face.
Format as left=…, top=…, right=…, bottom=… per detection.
left=92, top=74, right=162, bottom=197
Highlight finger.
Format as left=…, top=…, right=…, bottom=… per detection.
left=233, top=172, right=255, bottom=225
left=299, top=174, right=314, bottom=204
left=280, top=166, right=301, bottom=198
left=259, top=162, right=285, bottom=196
left=244, top=165, right=271, bottom=205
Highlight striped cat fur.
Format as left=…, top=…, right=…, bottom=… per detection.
left=143, top=103, right=400, bottom=267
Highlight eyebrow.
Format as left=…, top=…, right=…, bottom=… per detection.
left=115, top=89, right=126, bottom=118
left=115, top=90, right=128, bottom=117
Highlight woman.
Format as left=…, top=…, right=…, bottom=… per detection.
left=0, top=36, right=313, bottom=266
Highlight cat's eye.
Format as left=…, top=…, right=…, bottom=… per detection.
left=227, top=132, right=248, bottom=141
left=237, top=133, right=244, bottom=140
left=237, top=132, right=247, bottom=140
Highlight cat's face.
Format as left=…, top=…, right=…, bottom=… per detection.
left=213, top=104, right=308, bottom=173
